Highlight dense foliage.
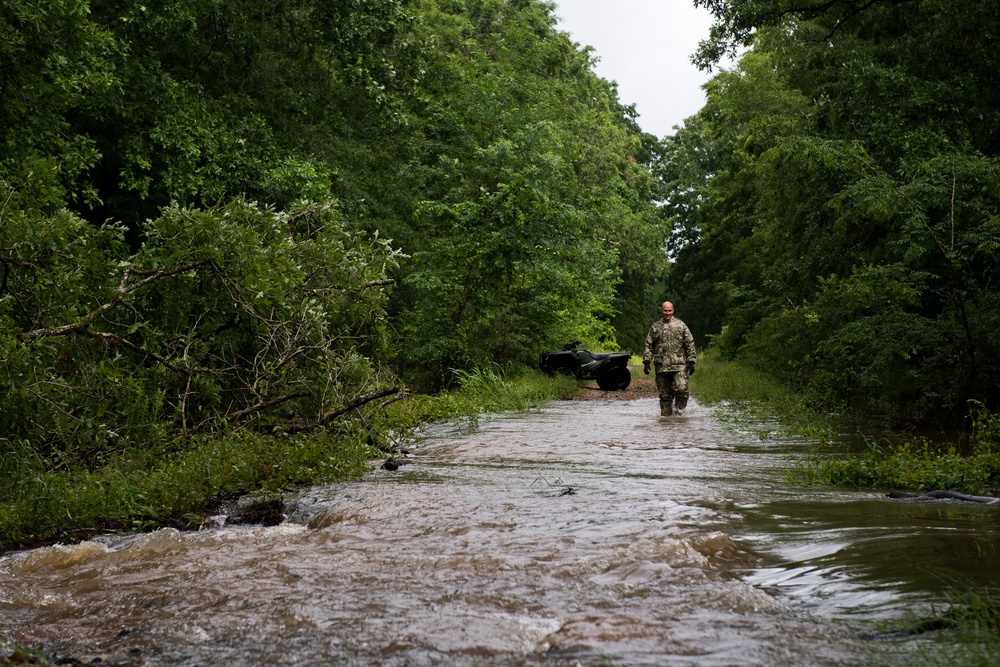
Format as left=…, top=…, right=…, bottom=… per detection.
left=386, top=0, right=668, bottom=383
left=1, top=0, right=667, bottom=459
left=5, top=0, right=661, bottom=548
left=1, top=192, right=400, bottom=455
left=662, top=0, right=1000, bottom=427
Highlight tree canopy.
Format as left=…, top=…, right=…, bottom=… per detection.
left=667, top=0, right=1000, bottom=426
left=1, top=0, right=667, bottom=458
left=7, top=0, right=995, bottom=441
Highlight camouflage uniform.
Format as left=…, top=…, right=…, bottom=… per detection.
left=643, top=318, right=696, bottom=416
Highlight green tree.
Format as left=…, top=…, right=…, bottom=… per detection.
left=387, top=0, right=666, bottom=386
left=667, top=1, right=1000, bottom=426
left=1, top=181, right=400, bottom=458
left=1, top=0, right=118, bottom=205
left=78, top=0, right=416, bottom=224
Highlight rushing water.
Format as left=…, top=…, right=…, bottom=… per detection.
left=2, top=397, right=998, bottom=666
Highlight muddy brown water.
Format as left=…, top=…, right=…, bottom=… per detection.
left=2, top=396, right=998, bottom=666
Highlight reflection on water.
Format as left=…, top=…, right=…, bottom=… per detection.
left=738, top=494, right=1000, bottom=617
left=1, top=398, right=997, bottom=666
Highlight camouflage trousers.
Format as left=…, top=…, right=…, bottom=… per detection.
left=655, top=370, right=689, bottom=416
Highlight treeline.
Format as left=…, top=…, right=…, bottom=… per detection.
left=6, top=0, right=998, bottom=458
left=1, top=0, right=668, bottom=456
left=663, top=0, right=1000, bottom=428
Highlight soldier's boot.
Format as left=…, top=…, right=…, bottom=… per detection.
left=674, top=396, right=688, bottom=417
left=659, top=399, right=673, bottom=416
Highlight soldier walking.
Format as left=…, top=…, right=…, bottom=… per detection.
left=643, top=301, right=697, bottom=416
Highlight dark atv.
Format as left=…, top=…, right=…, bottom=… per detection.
left=539, top=341, right=632, bottom=391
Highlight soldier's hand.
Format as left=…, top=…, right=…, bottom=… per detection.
left=642, top=361, right=650, bottom=375
left=686, top=361, right=695, bottom=376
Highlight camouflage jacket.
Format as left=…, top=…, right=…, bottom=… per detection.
left=643, top=318, right=696, bottom=372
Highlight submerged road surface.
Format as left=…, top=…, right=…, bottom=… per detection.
left=2, top=395, right=998, bottom=666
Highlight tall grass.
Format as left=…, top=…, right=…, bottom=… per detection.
left=384, top=365, right=578, bottom=430
left=690, top=349, right=835, bottom=438
left=792, top=405, right=1000, bottom=495
left=0, top=429, right=372, bottom=549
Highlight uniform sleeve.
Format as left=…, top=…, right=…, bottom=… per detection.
left=684, top=325, right=696, bottom=362
left=643, top=324, right=656, bottom=362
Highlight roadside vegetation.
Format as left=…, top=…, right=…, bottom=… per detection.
left=793, top=425, right=1000, bottom=497
left=690, top=349, right=836, bottom=439
left=693, top=351, right=1000, bottom=496
left=0, top=365, right=577, bottom=553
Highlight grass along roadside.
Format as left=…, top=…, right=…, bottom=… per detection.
left=385, top=364, right=579, bottom=429
left=791, top=435, right=1000, bottom=496
left=691, top=350, right=1000, bottom=497
left=688, top=349, right=836, bottom=440
left=0, top=366, right=579, bottom=554
left=784, top=398, right=1000, bottom=497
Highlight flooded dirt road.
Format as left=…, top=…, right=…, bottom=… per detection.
left=2, top=395, right=998, bottom=666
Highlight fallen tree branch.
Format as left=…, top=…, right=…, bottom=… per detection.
left=319, top=386, right=400, bottom=424
left=23, top=260, right=212, bottom=340
left=225, top=390, right=312, bottom=423
left=377, top=391, right=410, bottom=410
left=284, top=386, right=400, bottom=434
left=888, top=489, right=1000, bottom=505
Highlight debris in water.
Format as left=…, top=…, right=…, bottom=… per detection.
left=382, top=457, right=413, bottom=471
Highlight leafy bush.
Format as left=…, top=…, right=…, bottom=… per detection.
left=1, top=181, right=401, bottom=459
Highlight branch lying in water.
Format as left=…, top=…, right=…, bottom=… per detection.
left=888, top=489, right=1000, bottom=505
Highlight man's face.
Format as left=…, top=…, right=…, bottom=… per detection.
left=661, top=303, right=674, bottom=321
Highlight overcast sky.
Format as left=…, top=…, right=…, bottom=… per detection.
left=552, top=0, right=717, bottom=138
